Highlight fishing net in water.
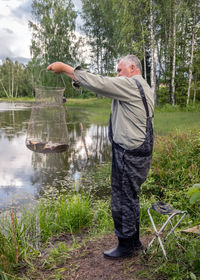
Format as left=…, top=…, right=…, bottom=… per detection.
left=26, top=70, right=69, bottom=153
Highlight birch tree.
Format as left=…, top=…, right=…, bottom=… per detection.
left=186, top=2, right=197, bottom=105
left=171, top=0, right=177, bottom=106
left=149, top=0, right=155, bottom=95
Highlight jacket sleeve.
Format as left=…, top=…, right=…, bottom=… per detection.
left=74, top=68, right=140, bottom=102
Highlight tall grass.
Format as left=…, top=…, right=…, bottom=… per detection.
left=142, top=130, right=200, bottom=213
left=39, top=194, right=93, bottom=242
left=0, top=193, right=113, bottom=277
left=154, top=111, right=200, bottom=135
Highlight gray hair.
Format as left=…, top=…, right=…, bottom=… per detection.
left=120, top=55, right=142, bottom=73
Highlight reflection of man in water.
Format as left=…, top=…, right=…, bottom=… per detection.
left=47, top=55, right=154, bottom=259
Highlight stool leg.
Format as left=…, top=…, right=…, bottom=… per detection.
left=164, top=212, right=187, bottom=241
left=144, top=208, right=168, bottom=260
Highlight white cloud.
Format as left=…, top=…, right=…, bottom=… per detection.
left=0, top=0, right=83, bottom=64
left=0, top=0, right=32, bottom=62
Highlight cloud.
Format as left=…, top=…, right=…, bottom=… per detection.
left=2, top=28, right=14, bottom=34
left=0, top=28, right=15, bottom=57
left=10, top=0, right=32, bottom=19
left=0, top=0, right=32, bottom=63
left=0, top=0, right=83, bottom=64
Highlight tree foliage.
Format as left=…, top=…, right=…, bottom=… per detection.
left=29, top=0, right=77, bottom=65
left=81, top=0, right=118, bottom=74
left=0, top=59, right=33, bottom=98
left=1, top=0, right=200, bottom=104
left=80, top=0, right=200, bottom=105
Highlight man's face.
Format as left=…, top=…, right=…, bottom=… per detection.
left=117, top=60, right=133, bottom=77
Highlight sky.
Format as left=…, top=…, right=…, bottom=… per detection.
left=0, top=0, right=82, bottom=65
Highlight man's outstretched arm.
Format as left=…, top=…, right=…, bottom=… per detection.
left=47, top=62, right=78, bottom=81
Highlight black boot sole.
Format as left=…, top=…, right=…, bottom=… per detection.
left=104, top=254, right=134, bottom=260
left=103, top=251, right=136, bottom=260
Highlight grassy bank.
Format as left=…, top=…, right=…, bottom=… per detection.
left=0, top=128, right=200, bottom=279
left=1, top=97, right=200, bottom=111
left=0, top=97, right=112, bottom=107
left=0, top=97, right=35, bottom=103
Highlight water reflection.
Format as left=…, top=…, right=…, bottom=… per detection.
left=0, top=129, right=34, bottom=209
left=0, top=102, right=111, bottom=210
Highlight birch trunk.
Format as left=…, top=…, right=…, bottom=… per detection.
left=15, top=68, right=19, bottom=98
left=0, top=79, right=9, bottom=98
left=8, top=64, right=11, bottom=97
left=11, top=65, right=14, bottom=98
left=171, top=1, right=177, bottom=106
left=193, top=74, right=197, bottom=104
left=141, top=24, right=147, bottom=81
left=149, top=0, right=155, bottom=98
left=186, top=5, right=196, bottom=105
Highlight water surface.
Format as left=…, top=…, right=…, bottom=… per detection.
left=0, top=102, right=111, bottom=211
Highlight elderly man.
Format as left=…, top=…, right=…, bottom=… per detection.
left=47, top=55, right=154, bottom=259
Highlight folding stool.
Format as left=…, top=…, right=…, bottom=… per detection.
left=144, top=201, right=187, bottom=260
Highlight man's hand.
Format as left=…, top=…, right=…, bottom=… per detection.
left=47, top=62, right=66, bottom=74
left=47, top=62, right=77, bottom=80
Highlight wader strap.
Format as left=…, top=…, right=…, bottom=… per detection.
left=132, top=78, right=149, bottom=118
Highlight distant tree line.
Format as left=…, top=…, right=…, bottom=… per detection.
left=0, top=0, right=200, bottom=105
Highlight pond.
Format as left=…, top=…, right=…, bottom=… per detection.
left=0, top=102, right=111, bottom=211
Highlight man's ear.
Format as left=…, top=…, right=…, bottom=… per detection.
left=130, top=64, right=135, bottom=72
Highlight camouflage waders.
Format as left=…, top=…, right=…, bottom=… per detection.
left=108, top=78, right=154, bottom=238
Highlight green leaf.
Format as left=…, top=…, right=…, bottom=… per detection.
left=189, top=192, right=200, bottom=205
left=187, top=184, right=200, bottom=196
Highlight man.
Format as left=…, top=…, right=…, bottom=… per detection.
left=47, top=55, right=154, bottom=259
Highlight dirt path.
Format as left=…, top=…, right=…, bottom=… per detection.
left=36, top=234, right=153, bottom=280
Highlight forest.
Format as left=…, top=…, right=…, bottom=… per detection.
left=0, top=0, right=200, bottom=105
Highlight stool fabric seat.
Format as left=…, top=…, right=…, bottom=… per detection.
left=151, top=202, right=182, bottom=215
left=144, top=201, right=187, bottom=260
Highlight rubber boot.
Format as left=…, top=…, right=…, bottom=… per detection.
left=133, top=223, right=143, bottom=251
left=103, top=237, right=135, bottom=259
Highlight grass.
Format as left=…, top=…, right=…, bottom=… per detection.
left=0, top=97, right=35, bottom=102
left=0, top=193, right=113, bottom=278
left=39, top=192, right=92, bottom=236
left=154, top=111, right=200, bottom=135
left=139, top=235, right=200, bottom=280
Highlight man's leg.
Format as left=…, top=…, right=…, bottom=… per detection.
left=104, top=144, right=151, bottom=259
left=122, top=152, right=152, bottom=249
